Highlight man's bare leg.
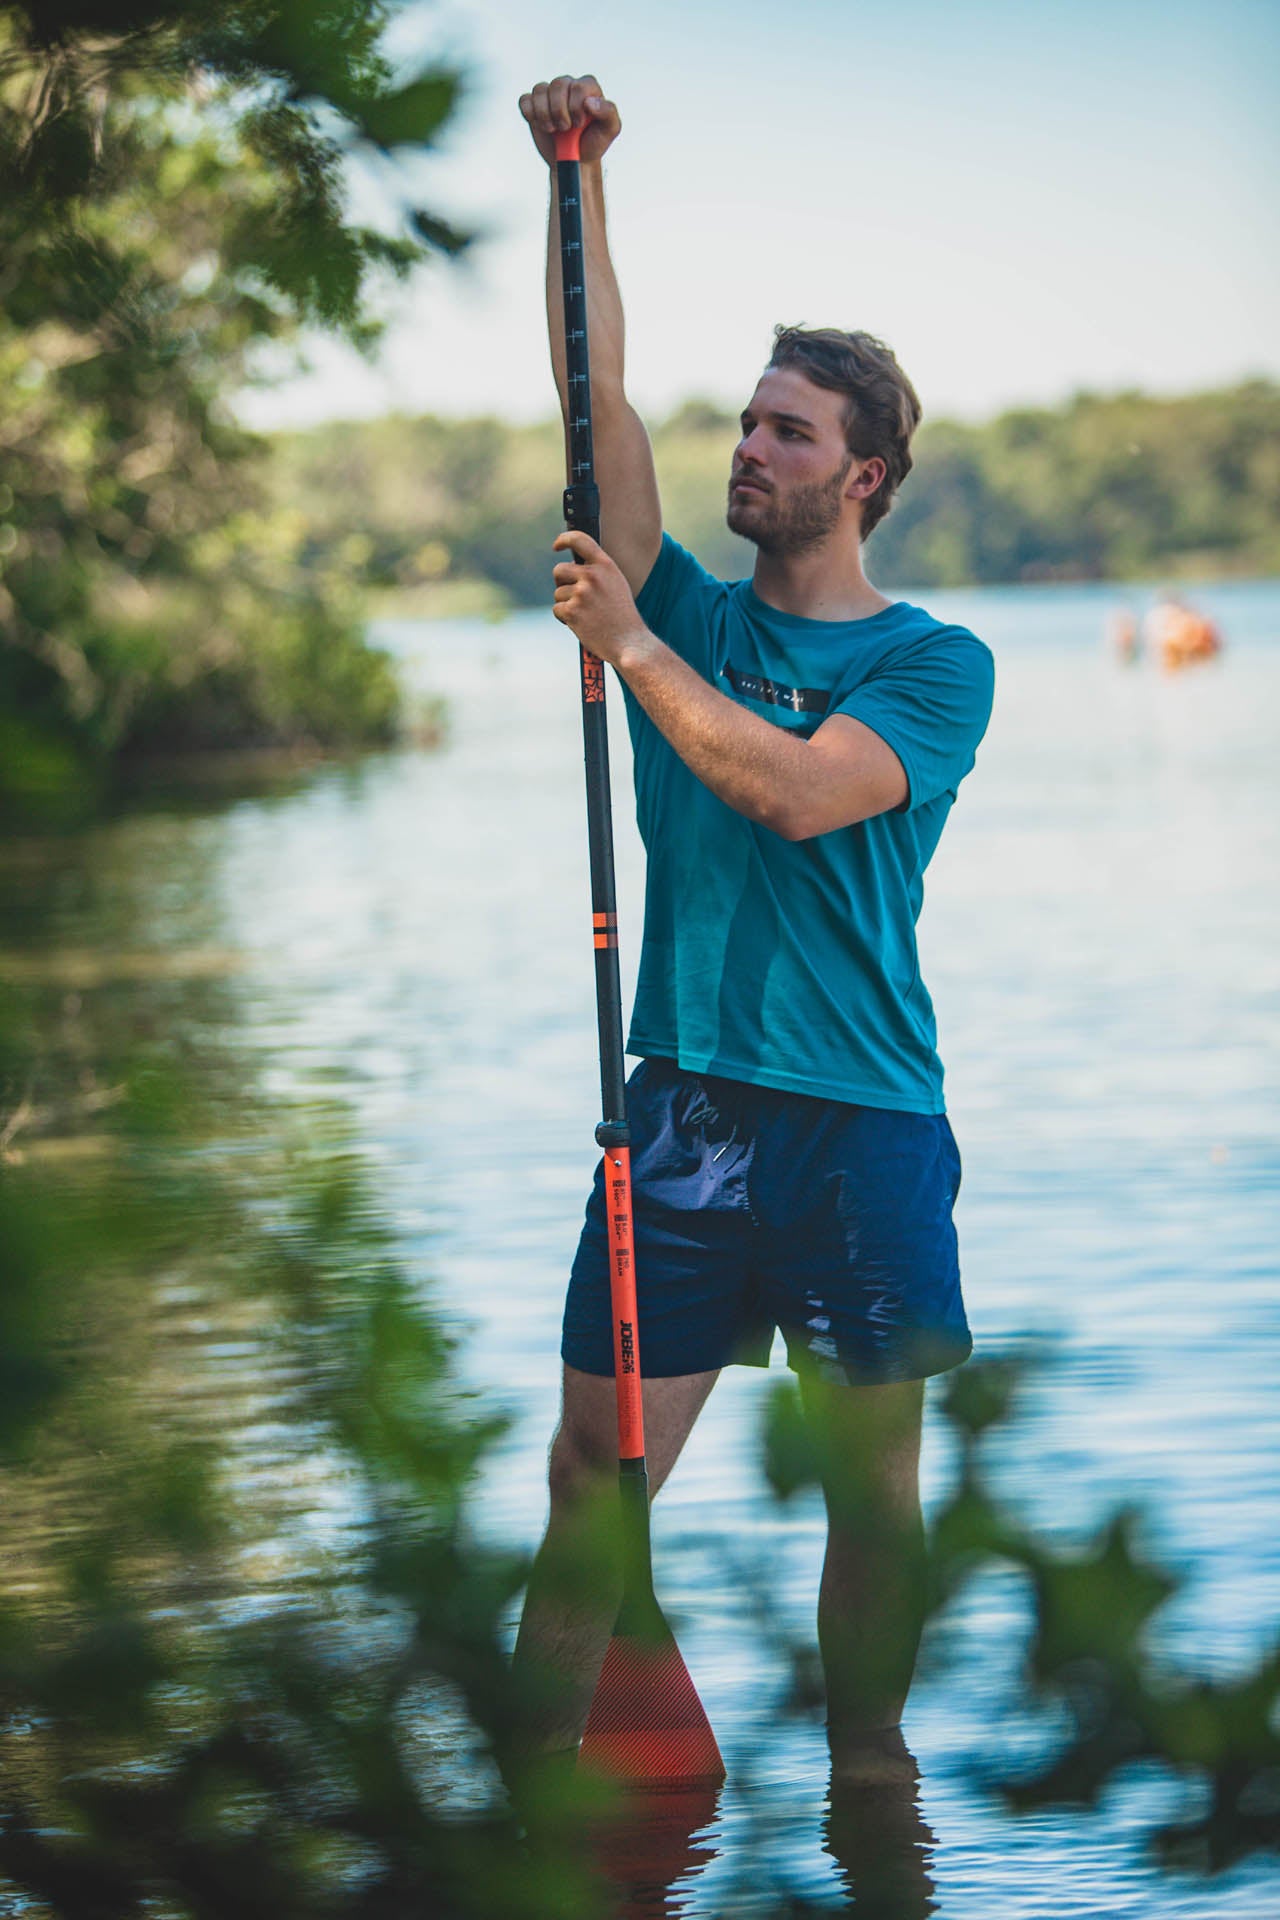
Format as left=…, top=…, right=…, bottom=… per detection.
left=798, top=1373, right=926, bottom=1780
left=512, top=1363, right=719, bottom=1754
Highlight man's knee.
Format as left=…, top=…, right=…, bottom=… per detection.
left=544, top=1363, right=719, bottom=1513
left=799, top=1373, right=924, bottom=1523
left=545, top=1367, right=619, bottom=1513
left=547, top=1415, right=614, bottom=1511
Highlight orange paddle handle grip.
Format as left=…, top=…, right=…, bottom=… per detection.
left=554, top=125, right=583, bottom=162
left=603, top=1144, right=644, bottom=1459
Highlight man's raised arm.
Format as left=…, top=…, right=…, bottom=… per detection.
left=519, top=75, right=662, bottom=597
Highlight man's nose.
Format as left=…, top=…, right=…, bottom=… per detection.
left=737, top=427, right=765, bottom=465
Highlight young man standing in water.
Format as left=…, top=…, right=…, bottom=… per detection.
left=514, top=75, right=994, bottom=1782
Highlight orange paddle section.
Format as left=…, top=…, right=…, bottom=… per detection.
left=580, top=1627, right=726, bottom=1791
left=603, top=1144, right=644, bottom=1460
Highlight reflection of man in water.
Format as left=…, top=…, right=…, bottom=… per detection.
left=592, top=1770, right=938, bottom=1918
left=826, top=1767, right=938, bottom=1918
left=513, top=75, right=995, bottom=1786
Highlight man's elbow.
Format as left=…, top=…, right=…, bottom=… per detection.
left=590, top=373, right=631, bottom=419
left=761, top=798, right=836, bottom=842
left=764, top=794, right=881, bottom=841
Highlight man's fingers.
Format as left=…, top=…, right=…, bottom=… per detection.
left=570, top=75, right=605, bottom=122
left=547, top=74, right=575, bottom=130
left=522, top=77, right=619, bottom=164
left=575, top=78, right=620, bottom=139
left=553, top=529, right=602, bottom=560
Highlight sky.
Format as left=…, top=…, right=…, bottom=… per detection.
left=235, top=0, right=1280, bottom=433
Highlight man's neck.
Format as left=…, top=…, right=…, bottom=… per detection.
left=750, top=543, right=893, bottom=624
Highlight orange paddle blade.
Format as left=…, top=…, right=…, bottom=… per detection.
left=579, top=1620, right=725, bottom=1792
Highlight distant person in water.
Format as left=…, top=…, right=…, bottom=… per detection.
left=512, top=73, right=995, bottom=1785
left=1109, top=610, right=1141, bottom=663
left=1145, top=595, right=1222, bottom=670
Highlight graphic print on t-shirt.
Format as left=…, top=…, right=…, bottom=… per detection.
left=723, top=663, right=830, bottom=715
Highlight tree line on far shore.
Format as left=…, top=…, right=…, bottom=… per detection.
left=266, top=379, right=1280, bottom=614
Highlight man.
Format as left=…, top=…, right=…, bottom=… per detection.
left=514, top=75, right=994, bottom=1782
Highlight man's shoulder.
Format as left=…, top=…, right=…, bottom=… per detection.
left=863, top=604, right=994, bottom=692
left=881, top=601, right=990, bottom=655
left=637, top=533, right=739, bottom=631
left=639, top=532, right=734, bottom=593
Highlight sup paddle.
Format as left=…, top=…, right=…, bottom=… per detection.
left=553, top=119, right=725, bottom=1795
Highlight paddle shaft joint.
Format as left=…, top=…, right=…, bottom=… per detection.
left=564, top=481, right=600, bottom=532
left=617, top=1457, right=655, bottom=1607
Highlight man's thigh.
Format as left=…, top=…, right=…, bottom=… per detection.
left=797, top=1371, right=924, bottom=1514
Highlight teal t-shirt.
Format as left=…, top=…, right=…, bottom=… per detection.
left=623, top=535, right=995, bottom=1115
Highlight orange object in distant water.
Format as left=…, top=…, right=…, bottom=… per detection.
left=1145, top=596, right=1223, bottom=670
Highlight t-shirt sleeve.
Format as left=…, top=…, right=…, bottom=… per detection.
left=833, top=629, right=995, bottom=811
left=635, top=534, right=724, bottom=669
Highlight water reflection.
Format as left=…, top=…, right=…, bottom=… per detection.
left=582, top=1751, right=938, bottom=1919
left=824, top=1758, right=938, bottom=1919
left=588, top=1785, right=721, bottom=1917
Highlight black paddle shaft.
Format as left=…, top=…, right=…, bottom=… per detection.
left=556, top=149, right=655, bottom=1589
left=551, top=143, right=723, bottom=1785
left=556, top=153, right=629, bottom=1150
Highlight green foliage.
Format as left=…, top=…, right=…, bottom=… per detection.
left=871, top=382, right=1280, bottom=586
left=268, top=413, right=571, bottom=612
left=0, top=3, right=468, bottom=818
left=270, top=382, right=1280, bottom=616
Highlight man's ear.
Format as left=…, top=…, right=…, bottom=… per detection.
left=845, top=456, right=887, bottom=502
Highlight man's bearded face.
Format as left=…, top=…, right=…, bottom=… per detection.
left=727, top=452, right=854, bottom=556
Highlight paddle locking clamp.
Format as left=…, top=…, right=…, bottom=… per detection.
left=563, top=482, right=601, bottom=532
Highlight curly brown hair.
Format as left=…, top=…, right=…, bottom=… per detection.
left=767, top=326, right=922, bottom=537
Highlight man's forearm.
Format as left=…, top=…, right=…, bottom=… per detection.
left=613, top=629, right=843, bottom=842
left=552, top=533, right=908, bottom=835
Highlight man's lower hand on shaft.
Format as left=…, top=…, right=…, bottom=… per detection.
left=552, top=531, right=656, bottom=673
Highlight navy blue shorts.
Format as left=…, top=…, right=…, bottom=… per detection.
left=563, top=1057, right=972, bottom=1387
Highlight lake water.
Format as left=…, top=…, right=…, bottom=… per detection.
left=8, top=576, right=1280, bottom=1916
